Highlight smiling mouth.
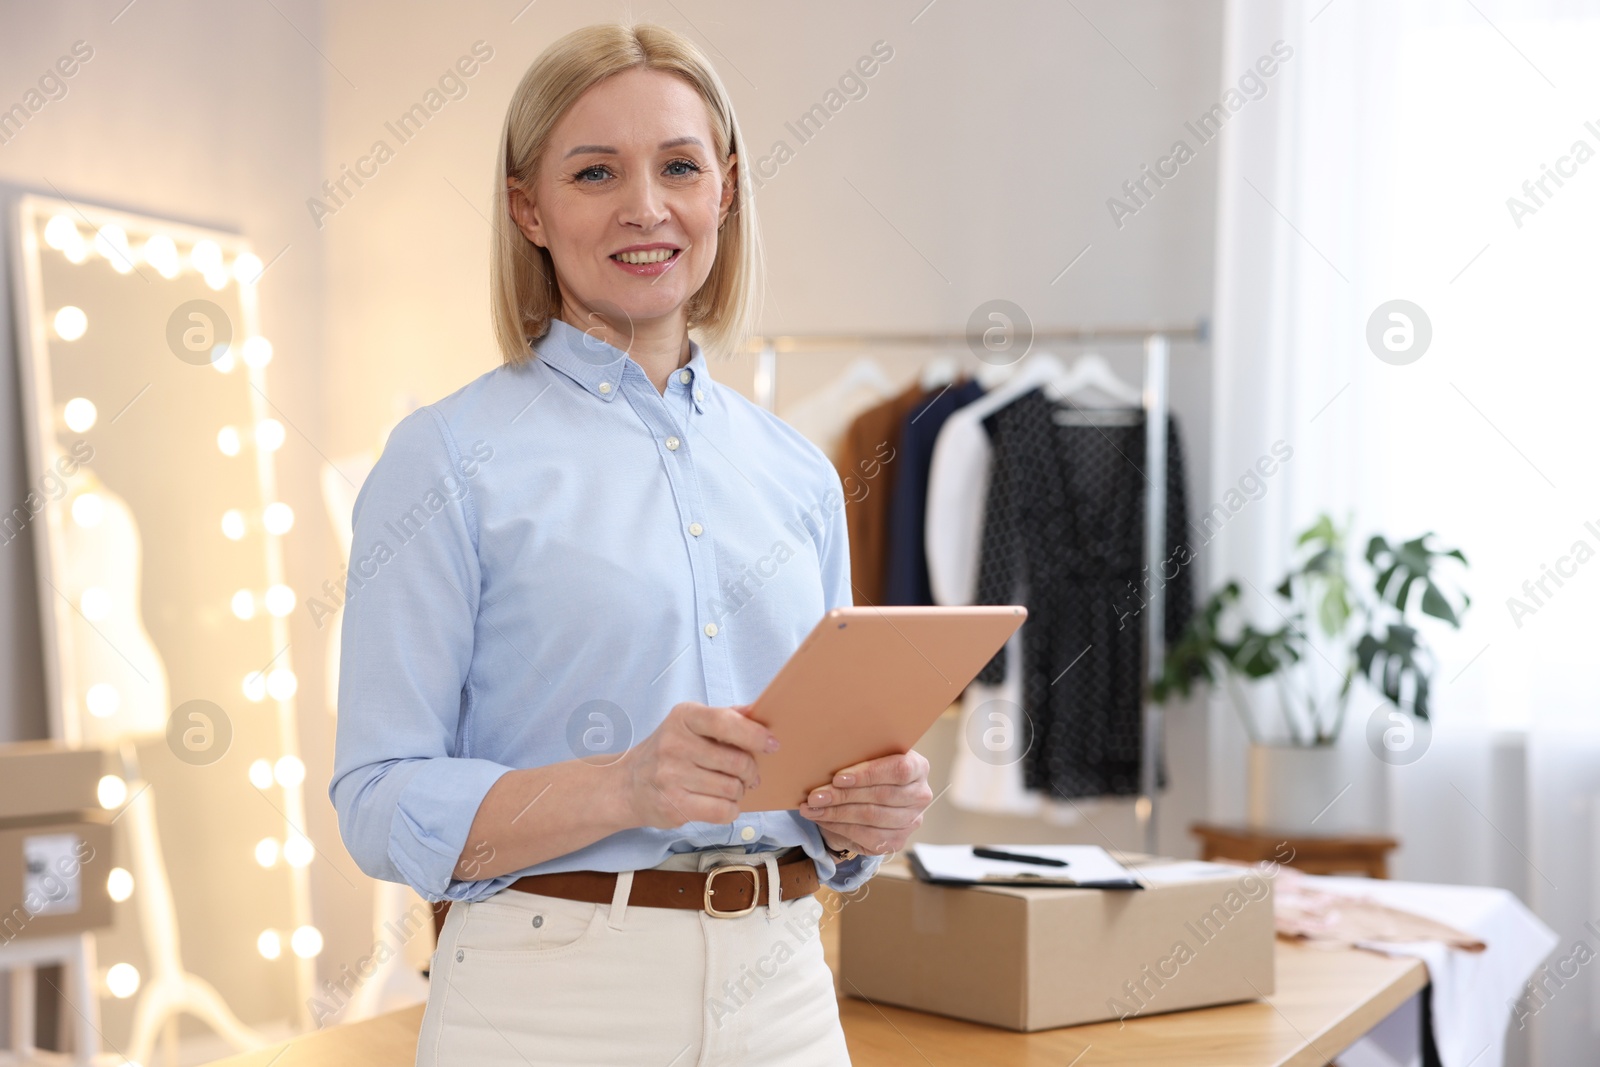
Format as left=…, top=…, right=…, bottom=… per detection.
left=611, top=248, right=681, bottom=265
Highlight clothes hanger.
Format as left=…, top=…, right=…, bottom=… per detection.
left=835, top=356, right=897, bottom=399
left=951, top=351, right=1066, bottom=423
left=919, top=355, right=959, bottom=390
left=1042, top=352, right=1142, bottom=406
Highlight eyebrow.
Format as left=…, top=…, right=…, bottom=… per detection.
left=563, top=136, right=705, bottom=159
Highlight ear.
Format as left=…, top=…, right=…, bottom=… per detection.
left=718, top=152, right=738, bottom=228
left=507, top=177, right=545, bottom=247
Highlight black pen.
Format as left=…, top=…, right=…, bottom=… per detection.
left=972, top=846, right=1069, bottom=868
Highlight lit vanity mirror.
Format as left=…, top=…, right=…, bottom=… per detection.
left=9, top=195, right=315, bottom=1057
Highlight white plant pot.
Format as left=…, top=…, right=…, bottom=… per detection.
left=1247, top=742, right=1390, bottom=835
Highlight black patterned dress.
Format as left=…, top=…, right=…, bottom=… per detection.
left=973, top=389, right=1193, bottom=799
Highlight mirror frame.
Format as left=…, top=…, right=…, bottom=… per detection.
left=8, top=192, right=316, bottom=1022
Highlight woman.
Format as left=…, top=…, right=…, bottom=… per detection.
left=329, top=21, right=934, bottom=1066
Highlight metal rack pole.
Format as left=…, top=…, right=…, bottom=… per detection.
left=1138, top=333, right=1171, bottom=856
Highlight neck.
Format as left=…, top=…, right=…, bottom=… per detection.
left=558, top=301, right=690, bottom=396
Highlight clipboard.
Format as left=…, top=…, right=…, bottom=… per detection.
left=907, top=843, right=1145, bottom=889
left=736, top=605, right=1026, bottom=812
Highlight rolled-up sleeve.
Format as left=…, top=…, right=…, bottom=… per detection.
left=328, top=407, right=516, bottom=902
left=811, top=461, right=887, bottom=893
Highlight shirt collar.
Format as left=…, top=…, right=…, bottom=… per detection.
left=535, top=317, right=714, bottom=413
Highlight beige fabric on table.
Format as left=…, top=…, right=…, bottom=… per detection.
left=416, top=846, right=850, bottom=1066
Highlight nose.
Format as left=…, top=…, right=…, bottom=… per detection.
left=618, top=169, right=668, bottom=230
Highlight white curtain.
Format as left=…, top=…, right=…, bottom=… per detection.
left=1212, top=2, right=1600, bottom=1063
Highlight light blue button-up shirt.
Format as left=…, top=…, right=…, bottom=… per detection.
left=329, top=317, right=885, bottom=903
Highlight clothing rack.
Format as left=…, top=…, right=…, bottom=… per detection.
left=746, top=323, right=1206, bottom=856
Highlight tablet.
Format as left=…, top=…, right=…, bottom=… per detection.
left=736, top=605, right=1027, bottom=813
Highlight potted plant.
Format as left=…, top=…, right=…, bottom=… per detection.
left=1154, top=514, right=1470, bottom=833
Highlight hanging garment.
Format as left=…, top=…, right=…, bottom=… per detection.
left=948, top=630, right=1100, bottom=826
left=833, top=382, right=927, bottom=607
left=973, top=389, right=1194, bottom=799
left=924, top=352, right=1069, bottom=608
left=884, top=378, right=986, bottom=606
left=778, top=359, right=896, bottom=464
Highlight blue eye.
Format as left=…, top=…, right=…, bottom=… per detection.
left=574, top=165, right=611, bottom=183
left=665, top=158, right=701, bottom=177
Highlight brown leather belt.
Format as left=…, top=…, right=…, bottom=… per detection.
left=431, top=849, right=820, bottom=940
left=510, top=847, right=820, bottom=916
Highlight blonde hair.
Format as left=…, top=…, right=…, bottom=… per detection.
left=491, top=22, right=763, bottom=365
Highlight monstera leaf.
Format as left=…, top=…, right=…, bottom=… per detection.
left=1367, top=533, right=1470, bottom=627
left=1278, top=513, right=1354, bottom=638
left=1354, top=623, right=1436, bottom=718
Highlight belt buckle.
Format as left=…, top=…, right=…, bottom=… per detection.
left=704, top=863, right=761, bottom=918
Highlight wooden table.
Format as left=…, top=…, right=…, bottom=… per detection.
left=205, top=896, right=1427, bottom=1067
left=1191, top=823, right=1401, bottom=879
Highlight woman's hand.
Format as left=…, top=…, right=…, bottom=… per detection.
left=798, top=750, right=933, bottom=857
left=617, top=701, right=779, bottom=829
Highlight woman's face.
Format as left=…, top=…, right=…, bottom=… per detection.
left=511, top=67, right=737, bottom=342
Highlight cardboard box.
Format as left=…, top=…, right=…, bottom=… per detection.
left=839, top=855, right=1277, bottom=1031
left=0, top=740, right=105, bottom=818
left=0, top=809, right=115, bottom=942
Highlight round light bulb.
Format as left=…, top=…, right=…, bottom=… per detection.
left=262, top=502, right=294, bottom=535
left=290, top=925, right=323, bottom=959
left=44, top=215, right=78, bottom=250
left=85, top=683, right=120, bottom=718
left=257, top=930, right=281, bottom=960
left=264, top=584, right=295, bottom=617
left=94, top=225, right=132, bottom=273
left=107, top=867, right=134, bottom=902
left=230, top=589, right=255, bottom=620
left=212, top=345, right=236, bottom=374
left=283, top=834, right=314, bottom=868
left=71, top=493, right=104, bottom=527
left=221, top=509, right=247, bottom=541
left=273, top=755, right=305, bottom=787
left=266, top=668, right=298, bottom=701
left=255, top=419, right=285, bottom=452
left=233, top=251, right=264, bottom=285
left=143, top=233, right=179, bottom=278
left=63, top=397, right=97, bottom=433
left=255, top=838, right=280, bottom=868
left=97, top=775, right=128, bottom=810
left=216, top=425, right=241, bottom=456
left=242, top=336, right=273, bottom=368
left=248, top=759, right=274, bottom=789
left=105, top=962, right=141, bottom=999
left=191, top=239, right=223, bottom=274
left=53, top=306, right=88, bottom=341
left=242, top=671, right=267, bottom=703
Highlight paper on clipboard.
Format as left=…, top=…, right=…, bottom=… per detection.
left=908, top=843, right=1144, bottom=889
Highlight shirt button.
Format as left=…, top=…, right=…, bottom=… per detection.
left=740, top=826, right=756, bottom=841
left=665, top=436, right=680, bottom=451
left=598, top=382, right=612, bottom=394
left=694, top=389, right=704, bottom=403
left=688, top=522, right=704, bottom=537
left=704, top=623, right=718, bottom=637
left=678, top=370, right=692, bottom=384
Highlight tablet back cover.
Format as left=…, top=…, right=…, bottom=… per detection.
left=738, top=605, right=1025, bottom=812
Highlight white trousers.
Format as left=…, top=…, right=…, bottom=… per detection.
left=416, top=846, right=853, bottom=1066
